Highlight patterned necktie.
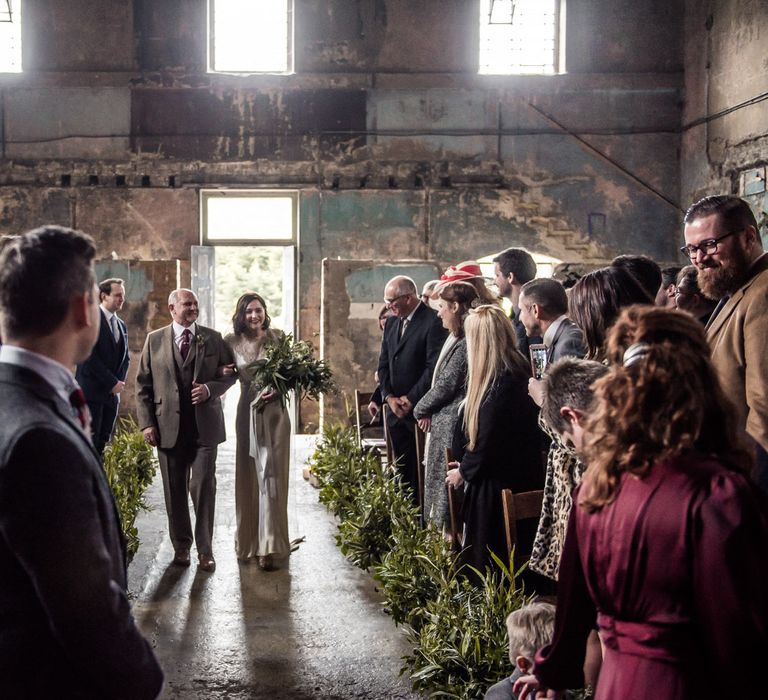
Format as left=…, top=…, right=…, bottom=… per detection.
left=110, top=314, right=120, bottom=342
left=399, top=318, right=409, bottom=339
left=180, top=328, right=192, bottom=360
left=69, top=387, right=90, bottom=431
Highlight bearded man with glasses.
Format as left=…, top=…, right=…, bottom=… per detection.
left=683, top=194, right=768, bottom=492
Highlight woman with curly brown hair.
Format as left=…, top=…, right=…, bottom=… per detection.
left=516, top=306, right=768, bottom=699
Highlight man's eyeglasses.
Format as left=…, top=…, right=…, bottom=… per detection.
left=384, top=292, right=411, bottom=306
left=680, top=229, right=741, bottom=259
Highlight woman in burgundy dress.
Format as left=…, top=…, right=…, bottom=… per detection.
left=516, top=306, right=768, bottom=699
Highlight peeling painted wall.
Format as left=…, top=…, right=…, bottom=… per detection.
left=0, top=0, right=703, bottom=427
left=681, top=0, right=768, bottom=211
left=320, top=258, right=442, bottom=424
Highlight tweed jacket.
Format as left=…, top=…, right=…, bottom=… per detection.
left=413, top=336, right=468, bottom=526
left=0, top=362, right=163, bottom=698
left=136, top=323, right=235, bottom=449
left=706, top=254, right=768, bottom=454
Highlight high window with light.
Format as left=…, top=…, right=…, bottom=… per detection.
left=0, top=0, right=22, bottom=73
left=479, top=0, right=561, bottom=75
left=208, top=0, right=293, bottom=74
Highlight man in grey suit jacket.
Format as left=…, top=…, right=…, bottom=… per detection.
left=136, top=288, right=235, bottom=572
left=519, top=278, right=586, bottom=363
left=0, top=226, right=163, bottom=698
left=76, top=277, right=130, bottom=454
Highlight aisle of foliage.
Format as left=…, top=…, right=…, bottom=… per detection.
left=309, top=423, right=532, bottom=699
left=102, top=417, right=158, bottom=562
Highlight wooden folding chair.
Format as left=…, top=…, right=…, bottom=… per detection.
left=353, top=389, right=388, bottom=462
left=445, top=448, right=463, bottom=551
left=501, top=488, right=544, bottom=568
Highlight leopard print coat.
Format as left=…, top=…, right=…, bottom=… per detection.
left=528, top=416, right=586, bottom=581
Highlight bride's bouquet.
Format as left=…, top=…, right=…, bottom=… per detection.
left=246, top=333, right=336, bottom=410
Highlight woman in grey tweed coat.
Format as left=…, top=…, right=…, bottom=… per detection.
left=414, top=281, right=479, bottom=528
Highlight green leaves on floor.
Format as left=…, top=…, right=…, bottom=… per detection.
left=309, top=424, right=533, bottom=700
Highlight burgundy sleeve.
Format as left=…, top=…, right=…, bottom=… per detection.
left=691, top=472, right=768, bottom=695
left=533, top=491, right=594, bottom=691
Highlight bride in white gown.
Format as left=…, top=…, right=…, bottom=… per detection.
left=223, top=292, right=291, bottom=570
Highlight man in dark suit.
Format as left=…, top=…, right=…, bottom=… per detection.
left=136, top=288, right=235, bottom=572
left=76, top=277, right=130, bottom=454
left=377, top=275, right=447, bottom=502
left=493, top=247, right=540, bottom=355
left=0, top=225, right=163, bottom=699
left=518, top=278, right=586, bottom=406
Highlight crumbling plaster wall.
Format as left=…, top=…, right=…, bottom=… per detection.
left=0, top=0, right=686, bottom=427
left=320, top=259, right=442, bottom=424
left=681, top=0, right=768, bottom=207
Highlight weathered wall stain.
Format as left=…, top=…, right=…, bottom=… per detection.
left=5, top=0, right=766, bottom=426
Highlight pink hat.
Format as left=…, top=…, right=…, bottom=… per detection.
left=439, top=260, right=483, bottom=282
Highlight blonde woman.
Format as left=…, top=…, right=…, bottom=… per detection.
left=446, top=305, right=543, bottom=576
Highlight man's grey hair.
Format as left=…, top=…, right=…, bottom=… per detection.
left=168, top=288, right=196, bottom=306
left=421, top=279, right=439, bottom=296
left=386, top=276, right=417, bottom=296
left=541, top=357, right=609, bottom=435
left=506, top=602, right=556, bottom=662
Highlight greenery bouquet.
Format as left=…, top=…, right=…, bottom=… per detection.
left=246, top=333, right=335, bottom=410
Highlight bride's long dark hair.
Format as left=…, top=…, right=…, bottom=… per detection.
left=232, top=292, right=271, bottom=335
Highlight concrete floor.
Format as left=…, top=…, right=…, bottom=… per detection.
left=128, top=390, right=419, bottom=700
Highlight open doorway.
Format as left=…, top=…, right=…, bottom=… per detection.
left=213, top=245, right=295, bottom=334
left=197, top=189, right=298, bottom=335
left=477, top=250, right=562, bottom=315
left=195, top=189, right=298, bottom=429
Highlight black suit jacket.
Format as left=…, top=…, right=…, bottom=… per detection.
left=76, top=309, right=129, bottom=404
left=0, top=362, right=163, bottom=699
left=377, top=303, right=448, bottom=424
left=547, top=318, right=586, bottom=363
left=451, top=368, right=544, bottom=573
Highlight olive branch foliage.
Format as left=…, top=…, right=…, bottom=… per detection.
left=309, top=423, right=534, bottom=699
left=102, top=417, right=158, bottom=562
left=246, top=333, right=336, bottom=410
